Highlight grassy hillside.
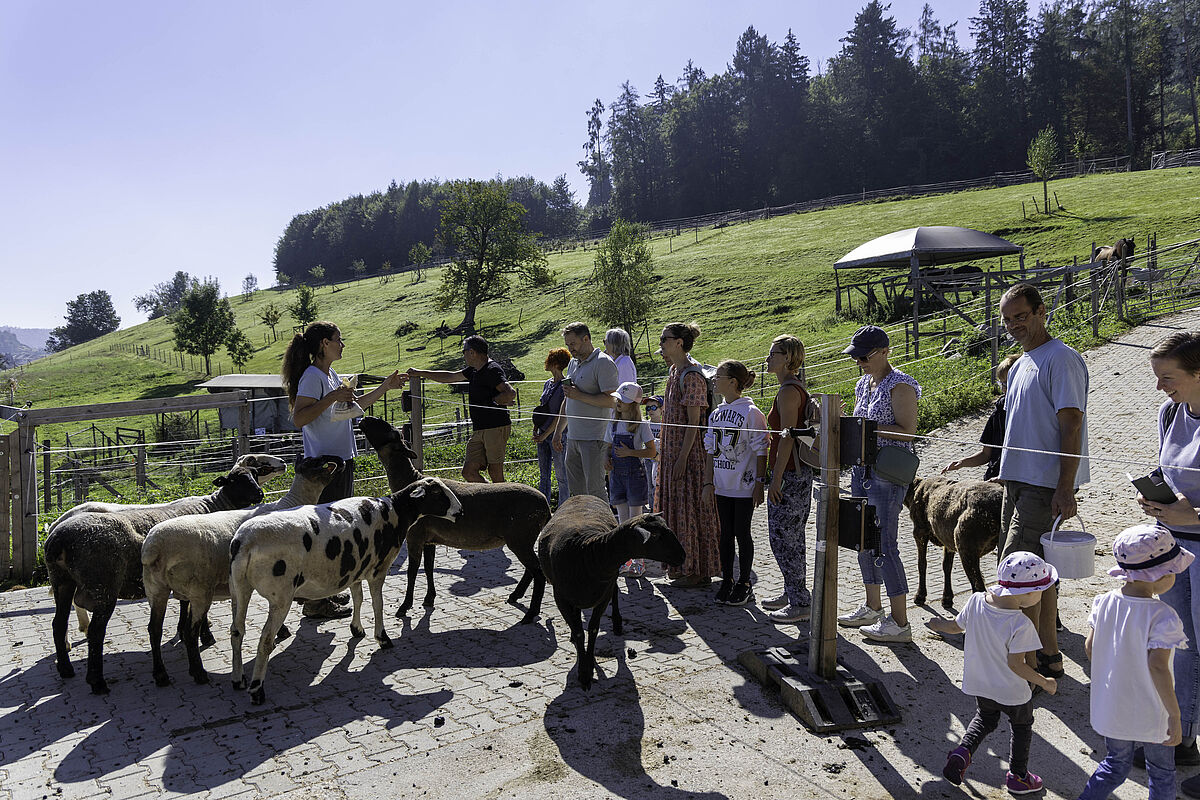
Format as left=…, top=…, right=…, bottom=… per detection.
left=5, top=167, right=1199, bottom=448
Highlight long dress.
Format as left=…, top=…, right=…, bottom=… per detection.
left=654, top=363, right=720, bottom=579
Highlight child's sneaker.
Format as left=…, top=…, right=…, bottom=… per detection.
left=761, top=592, right=790, bottom=610
left=942, top=745, right=971, bottom=785
left=837, top=603, right=884, bottom=628
left=1005, top=770, right=1042, bottom=795
left=726, top=582, right=753, bottom=606
left=619, top=559, right=645, bottom=577
left=714, top=579, right=733, bottom=604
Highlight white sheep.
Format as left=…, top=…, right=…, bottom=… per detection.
left=228, top=476, right=463, bottom=705
left=45, top=455, right=285, bottom=695
left=536, top=495, right=686, bottom=690
left=141, top=456, right=344, bottom=687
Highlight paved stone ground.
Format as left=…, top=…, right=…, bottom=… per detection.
left=2, top=309, right=1197, bottom=800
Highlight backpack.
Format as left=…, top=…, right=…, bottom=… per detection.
left=678, top=361, right=718, bottom=421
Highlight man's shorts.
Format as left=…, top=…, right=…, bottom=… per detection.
left=465, top=425, right=511, bottom=467
left=1001, top=480, right=1057, bottom=559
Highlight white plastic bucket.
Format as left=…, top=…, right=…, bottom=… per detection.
left=1039, top=515, right=1096, bottom=579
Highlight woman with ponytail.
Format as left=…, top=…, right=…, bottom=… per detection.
left=282, top=321, right=405, bottom=616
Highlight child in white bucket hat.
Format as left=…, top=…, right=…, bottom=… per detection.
left=1078, top=524, right=1192, bottom=800
left=927, top=551, right=1059, bottom=795
left=608, top=381, right=656, bottom=577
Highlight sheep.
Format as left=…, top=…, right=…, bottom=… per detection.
left=903, top=475, right=1001, bottom=609
left=45, top=457, right=280, bottom=695
left=227, top=476, right=463, bottom=705
left=53, top=453, right=289, bottom=637
left=357, top=415, right=552, bottom=624
left=141, top=455, right=344, bottom=687
left=536, top=495, right=685, bottom=690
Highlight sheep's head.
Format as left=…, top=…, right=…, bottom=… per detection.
left=234, top=453, right=289, bottom=485
left=294, top=455, right=344, bottom=489
left=213, top=467, right=266, bottom=507
left=400, top=477, right=462, bottom=523
left=625, top=513, right=685, bottom=567
left=358, top=416, right=420, bottom=490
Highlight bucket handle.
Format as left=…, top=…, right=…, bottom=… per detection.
left=1047, top=513, right=1088, bottom=542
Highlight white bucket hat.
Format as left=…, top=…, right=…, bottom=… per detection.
left=614, top=382, right=643, bottom=404
left=1109, top=524, right=1195, bottom=582
left=993, top=551, right=1058, bottom=596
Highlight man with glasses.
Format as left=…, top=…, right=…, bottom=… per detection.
left=997, top=282, right=1089, bottom=685
left=553, top=322, right=619, bottom=500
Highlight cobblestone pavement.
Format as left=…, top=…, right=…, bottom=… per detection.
left=2, top=309, right=1197, bottom=800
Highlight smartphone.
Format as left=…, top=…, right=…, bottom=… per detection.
left=562, top=377, right=574, bottom=388
left=1129, top=470, right=1178, bottom=505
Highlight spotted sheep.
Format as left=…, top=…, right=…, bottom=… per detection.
left=227, top=476, right=463, bottom=705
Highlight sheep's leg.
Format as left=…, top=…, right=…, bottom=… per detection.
left=523, top=572, right=546, bottom=625
left=84, top=598, right=116, bottom=695
left=940, top=549, right=955, bottom=609
left=247, top=600, right=290, bottom=706
left=229, top=577, right=251, bottom=690
left=368, top=578, right=392, bottom=648
left=176, top=598, right=191, bottom=642
left=198, top=615, right=216, bottom=649
left=421, top=544, right=436, bottom=608
left=74, top=603, right=89, bottom=634
left=609, top=581, right=623, bottom=637
left=396, top=540, right=422, bottom=618
left=52, top=580, right=77, bottom=679
left=554, top=593, right=589, bottom=690
left=349, top=583, right=367, bottom=639
left=184, top=595, right=214, bottom=684
left=961, top=552, right=987, bottom=595
left=913, top=535, right=929, bottom=606
left=148, top=592, right=172, bottom=687
left=584, top=594, right=612, bottom=691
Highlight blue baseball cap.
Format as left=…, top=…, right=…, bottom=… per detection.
left=842, top=325, right=890, bottom=359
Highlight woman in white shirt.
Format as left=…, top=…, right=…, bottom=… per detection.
left=604, top=328, right=638, bottom=387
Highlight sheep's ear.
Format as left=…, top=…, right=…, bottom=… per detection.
left=633, top=525, right=653, bottom=544
left=323, top=462, right=338, bottom=475
left=213, top=475, right=229, bottom=487
left=409, top=484, right=427, bottom=499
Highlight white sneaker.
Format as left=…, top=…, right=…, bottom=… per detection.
left=837, top=604, right=884, bottom=628
left=861, top=615, right=912, bottom=643
left=768, top=604, right=810, bottom=623
left=761, top=592, right=790, bottom=610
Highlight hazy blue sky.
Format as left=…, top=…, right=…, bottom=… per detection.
left=1, top=0, right=983, bottom=330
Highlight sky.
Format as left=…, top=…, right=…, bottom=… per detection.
left=0, top=0, right=984, bottom=331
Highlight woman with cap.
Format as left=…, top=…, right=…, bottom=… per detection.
left=1078, top=524, right=1191, bottom=800
left=656, top=322, right=721, bottom=587
left=1140, top=330, right=1200, bottom=778
left=836, top=324, right=921, bottom=643
left=282, top=320, right=405, bottom=618
left=604, top=328, right=638, bottom=387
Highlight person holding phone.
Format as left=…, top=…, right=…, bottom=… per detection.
left=1140, top=331, right=1200, bottom=781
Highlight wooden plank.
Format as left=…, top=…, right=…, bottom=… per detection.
left=19, top=390, right=251, bottom=426
left=410, top=377, right=425, bottom=471
left=17, top=424, right=37, bottom=580
left=917, top=278, right=980, bottom=329
left=0, top=433, right=10, bottom=576
left=809, top=394, right=841, bottom=680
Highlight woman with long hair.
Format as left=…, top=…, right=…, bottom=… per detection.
left=656, top=322, right=720, bottom=587
left=282, top=321, right=405, bottom=616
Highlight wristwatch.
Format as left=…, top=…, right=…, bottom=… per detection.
left=756, top=476, right=770, bottom=485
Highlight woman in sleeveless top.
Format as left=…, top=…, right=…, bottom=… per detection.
left=836, top=326, right=920, bottom=644
left=762, top=335, right=816, bottom=623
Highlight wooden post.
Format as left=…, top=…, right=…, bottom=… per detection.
left=17, top=422, right=37, bottom=580
left=236, top=397, right=251, bottom=459
left=809, top=393, right=841, bottom=680
left=0, top=432, right=10, bottom=577
left=455, top=408, right=462, bottom=444
left=409, top=376, right=425, bottom=471
left=986, top=273, right=998, bottom=379
left=42, top=439, right=50, bottom=515
left=910, top=253, right=921, bottom=359
left=1090, top=262, right=1100, bottom=337
left=136, top=446, right=147, bottom=490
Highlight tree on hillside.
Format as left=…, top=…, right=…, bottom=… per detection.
left=289, top=285, right=319, bottom=328
left=1027, top=125, right=1059, bottom=213
left=408, top=242, right=432, bottom=284
left=575, top=219, right=657, bottom=343
left=258, top=302, right=283, bottom=341
left=172, top=279, right=234, bottom=375
left=578, top=99, right=613, bottom=213
left=226, top=329, right=254, bottom=372
left=434, top=180, right=553, bottom=333
left=134, top=271, right=194, bottom=319
left=46, top=290, right=121, bottom=352
left=241, top=273, right=258, bottom=298
left=308, top=265, right=326, bottom=287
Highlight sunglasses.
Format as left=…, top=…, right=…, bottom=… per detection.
left=854, top=350, right=878, bottom=362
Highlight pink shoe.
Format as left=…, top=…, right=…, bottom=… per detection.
left=942, top=745, right=970, bottom=785
left=1005, top=770, right=1042, bottom=795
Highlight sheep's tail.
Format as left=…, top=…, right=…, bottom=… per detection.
left=140, top=534, right=163, bottom=569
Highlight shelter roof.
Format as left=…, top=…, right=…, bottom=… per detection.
left=197, top=374, right=284, bottom=393
left=835, top=226, right=1022, bottom=270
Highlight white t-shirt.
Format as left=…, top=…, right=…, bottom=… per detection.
left=296, top=365, right=357, bottom=460
left=613, top=353, right=637, bottom=388
left=955, top=591, right=1044, bottom=706
left=604, top=418, right=655, bottom=451
left=703, top=397, right=769, bottom=499
left=1088, top=590, right=1188, bottom=743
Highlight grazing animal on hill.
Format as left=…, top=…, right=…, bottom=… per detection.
left=903, top=476, right=1001, bottom=609
left=141, top=455, right=343, bottom=687
left=227, top=476, right=463, bottom=705
left=46, top=458, right=279, bottom=695
left=537, top=495, right=685, bottom=690
left=1092, top=237, right=1135, bottom=265
left=358, top=415, right=552, bottom=623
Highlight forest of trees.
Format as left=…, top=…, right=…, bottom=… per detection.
left=273, top=0, right=1200, bottom=284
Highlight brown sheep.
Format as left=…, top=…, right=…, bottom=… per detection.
left=1092, top=237, right=1135, bottom=265
left=903, top=476, right=1001, bottom=609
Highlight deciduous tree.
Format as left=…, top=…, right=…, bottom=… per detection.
left=1027, top=125, right=1059, bottom=212
left=258, top=302, right=282, bottom=341
left=576, top=219, right=657, bottom=342
left=134, top=271, right=193, bottom=319
left=46, top=291, right=120, bottom=352
left=289, top=285, right=319, bottom=328
left=226, top=329, right=254, bottom=372
left=241, top=273, right=258, bottom=298
left=172, top=279, right=234, bottom=375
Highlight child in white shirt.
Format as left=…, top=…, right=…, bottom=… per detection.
left=702, top=360, right=768, bottom=607
left=927, top=552, right=1059, bottom=795
left=1078, top=524, right=1191, bottom=800
left=608, top=382, right=657, bottom=578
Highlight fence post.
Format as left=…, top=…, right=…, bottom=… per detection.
left=136, top=446, right=147, bottom=490
left=42, top=439, right=50, bottom=515
left=0, top=433, right=10, bottom=578
left=1117, top=261, right=1127, bottom=321
left=17, top=422, right=37, bottom=581
left=1090, top=262, right=1100, bottom=337
left=236, top=393, right=251, bottom=459
left=809, top=393, right=841, bottom=679
left=986, top=273, right=997, bottom=379
left=409, top=376, right=424, bottom=471
left=455, top=408, right=462, bottom=444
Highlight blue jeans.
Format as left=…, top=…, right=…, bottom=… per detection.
left=851, top=466, right=909, bottom=597
left=1078, top=738, right=1175, bottom=800
left=1162, top=544, right=1200, bottom=738
left=537, top=438, right=568, bottom=505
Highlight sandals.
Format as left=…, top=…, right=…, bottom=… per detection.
left=1035, top=650, right=1065, bottom=679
